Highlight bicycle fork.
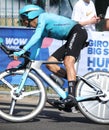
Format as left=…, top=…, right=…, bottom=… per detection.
left=9, top=67, right=30, bottom=115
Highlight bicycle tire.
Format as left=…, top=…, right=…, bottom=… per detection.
left=76, top=71, right=109, bottom=124
left=0, top=69, right=46, bottom=122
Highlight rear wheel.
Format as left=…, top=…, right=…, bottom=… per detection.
left=0, top=70, right=46, bottom=122
left=76, top=71, right=109, bottom=124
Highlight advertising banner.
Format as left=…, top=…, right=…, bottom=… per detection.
left=0, top=27, right=109, bottom=85
left=0, top=27, right=63, bottom=79
left=0, top=27, right=35, bottom=71
left=78, top=31, right=109, bottom=75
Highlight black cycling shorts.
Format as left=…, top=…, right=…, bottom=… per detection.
left=51, top=24, right=88, bottom=61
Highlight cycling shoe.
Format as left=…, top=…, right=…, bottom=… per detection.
left=47, top=95, right=77, bottom=112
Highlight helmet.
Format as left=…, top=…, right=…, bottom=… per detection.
left=19, top=4, right=44, bottom=20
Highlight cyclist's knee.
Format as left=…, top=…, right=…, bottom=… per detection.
left=46, top=56, right=58, bottom=70
left=64, top=56, right=75, bottom=68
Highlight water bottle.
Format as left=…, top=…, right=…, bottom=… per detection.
left=50, top=73, right=64, bottom=87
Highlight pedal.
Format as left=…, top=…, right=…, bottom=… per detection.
left=47, top=99, right=65, bottom=110
left=65, top=95, right=77, bottom=106
left=47, top=97, right=77, bottom=112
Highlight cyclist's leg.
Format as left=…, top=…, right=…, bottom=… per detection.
left=47, top=45, right=77, bottom=110
left=46, top=44, right=67, bottom=79
left=64, top=24, right=87, bottom=95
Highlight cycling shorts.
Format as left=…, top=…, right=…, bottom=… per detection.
left=51, top=24, right=88, bottom=61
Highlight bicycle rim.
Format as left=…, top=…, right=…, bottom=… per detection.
left=76, top=71, right=109, bottom=124
left=0, top=70, right=46, bottom=122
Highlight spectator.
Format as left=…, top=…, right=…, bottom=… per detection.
left=71, top=0, right=100, bottom=32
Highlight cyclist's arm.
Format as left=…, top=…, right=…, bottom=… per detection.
left=23, top=19, right=45, bottom=51
left=14, top=16, right=46, bottom=58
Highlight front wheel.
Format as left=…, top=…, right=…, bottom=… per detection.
left=76, top=71, right=109, bottom=124
left=0, top=70, right=46, bottom=122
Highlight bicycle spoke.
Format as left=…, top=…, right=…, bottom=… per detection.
left=21, top=90, right=41, bottom=97
left=97, top=102, right=109, bottom=119
left=9, top=99, right=16, bottom=115
left=1, top=78, right=14, bottom=90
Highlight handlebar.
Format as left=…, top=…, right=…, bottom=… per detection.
left=0, top=39, right=30, bottom=59
left=0, top=38, right=12, bottom=54
left=0, top=38, right=31, bottom=69
left=0, top=43, right=14, bottom=55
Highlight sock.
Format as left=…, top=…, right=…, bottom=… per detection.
left=68, top=81, right=76, bottom=95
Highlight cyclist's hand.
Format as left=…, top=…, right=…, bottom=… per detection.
left=13, top=49, right=25, bottom=60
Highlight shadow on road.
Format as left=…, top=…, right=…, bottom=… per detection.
left=0, top=105, right=97, bottom=124
left=32, top=106, right=95, bottom=124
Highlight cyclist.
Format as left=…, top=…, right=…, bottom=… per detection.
left=13, top=4, right=88, bottom=110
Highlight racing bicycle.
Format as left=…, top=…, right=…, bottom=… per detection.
left=0, top=39, right=109, bottom=124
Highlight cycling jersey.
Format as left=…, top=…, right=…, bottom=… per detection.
left=23, top=13, right=78, bottom=59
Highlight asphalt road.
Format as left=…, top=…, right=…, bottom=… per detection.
left=0, top=104, right=109, bottom=130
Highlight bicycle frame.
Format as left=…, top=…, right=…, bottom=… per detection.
left=14, top=59, right=105, bottom=102
left=1, top=43, right=109, bottom=124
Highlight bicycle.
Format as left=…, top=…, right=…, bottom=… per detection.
left=0, top=39, right=109, bottom=124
